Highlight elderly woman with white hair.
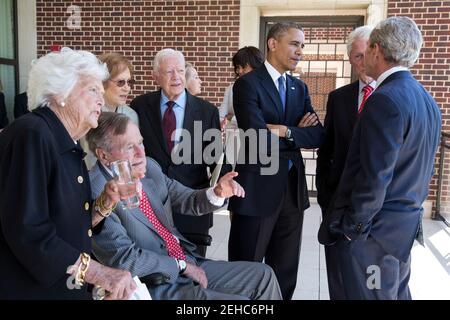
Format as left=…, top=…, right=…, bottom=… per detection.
left=0, top=48, right=136, bottom=299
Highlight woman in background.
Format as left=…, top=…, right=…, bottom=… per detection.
left=98, top=53, right=138, bottom=124
left=185, top=62, right=202, bottom=96
left=83, top=53, right=139, bottom=168
left=219, top=46, right=264, bottom=125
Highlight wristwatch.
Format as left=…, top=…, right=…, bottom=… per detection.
left=285, top=127, right=293, bottom=140
left=176, top=259, right=187, bottom=274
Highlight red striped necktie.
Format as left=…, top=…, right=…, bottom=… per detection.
left=358, top=84, right=374, bottom=114
left=139, top=191, right=186, bottom=260
left=162, top=101, right=176, bottom=152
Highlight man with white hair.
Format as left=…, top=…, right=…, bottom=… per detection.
left=320, top=16, right=441, bottom=299
left=316, top=25, right=375, bottom=300
left=131, top=49, right=224, bottom=257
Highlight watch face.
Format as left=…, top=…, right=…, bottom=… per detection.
left=286, top=129, right=291, bottom=138
left=179, top=260, right=187, bottom=272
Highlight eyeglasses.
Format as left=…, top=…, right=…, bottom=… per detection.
left=109, top=79, right=136, bottom=87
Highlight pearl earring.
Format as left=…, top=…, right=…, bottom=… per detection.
left=61, top=101, right=65, bottom=107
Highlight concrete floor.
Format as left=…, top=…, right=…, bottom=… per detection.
left=206, top=201, right=450, bottom=300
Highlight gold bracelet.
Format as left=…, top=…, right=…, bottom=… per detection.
left=100, top=192, right=117, bottom=213
left=75, top=252, right=91, bottom=287
left=94, top=192, right=117, bottom=218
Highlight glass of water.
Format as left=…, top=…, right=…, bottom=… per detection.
left=110, top=159, right=140, bottom=209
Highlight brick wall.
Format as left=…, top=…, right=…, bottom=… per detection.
left=388, top=0, right=450, bottom=214
left=305, top=26, right=353, bottom=42
left=36, top=0, right=240, bottom=106
left=34, top=0, right=449, bottom=213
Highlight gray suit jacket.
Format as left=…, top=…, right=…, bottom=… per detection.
left=89, top=158, right=220, bottom=286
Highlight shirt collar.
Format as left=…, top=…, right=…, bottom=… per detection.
left=375, top=66, right=409, bottom=89
left=160, top=89, right=187, bottom=109
left=358, top=79, right=377, bottom=92
left=265, top=60, right=286, bottom=87
left=34, top=107, right=84, bottom=156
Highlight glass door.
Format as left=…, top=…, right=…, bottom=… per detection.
left=0, top=0, right=19, bottom=123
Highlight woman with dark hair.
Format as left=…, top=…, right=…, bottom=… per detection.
left=219, top=46, right=264, bottom=124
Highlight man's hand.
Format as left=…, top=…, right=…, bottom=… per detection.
left=298, top=112, right=319, bottom=127
left=266, top=124, right=288, bottom=137
left=214, top=172, right=245, bottom=198
left=183, top=262, right=208, bottom=289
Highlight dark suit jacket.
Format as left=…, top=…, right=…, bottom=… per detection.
left=316, top=81, right=359, bottom=212
left=14, top=92, right=29, bottom=119
left=131, top=89, right=224, bottom=234
left=0, top=107, right=92, bottom=299
left=0, top=92, right=8, bottom=129
left=321, top=71, right=441, bottom=262
left=228, top=65, right=325, bottom=217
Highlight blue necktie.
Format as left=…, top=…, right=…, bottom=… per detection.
left=278, top=76, right=292, bottom=170
left=278, top=76, right=286, bottom=112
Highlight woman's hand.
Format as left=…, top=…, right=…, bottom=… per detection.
left=102, top=179, right=121, bottom=208
left=85, top=260, right=136, bottom=300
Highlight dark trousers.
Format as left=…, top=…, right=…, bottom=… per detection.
left=320, top=206, right=347, bottom=300
left=324, top=244, right=347, bottom=299
left=228, top=169, right=304, bottom=300
left=337, top=235, right=412, bottom=300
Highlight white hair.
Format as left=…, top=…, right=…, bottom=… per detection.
left=346, top=25, right=374, bottom=56
left=153, top=48, right=185, bottom=75
left=27, top=47, right=109, bottom=109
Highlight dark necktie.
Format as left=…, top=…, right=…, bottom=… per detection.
left=278, top=76, right=286, bottom=112
left=139, top=191, right=186, bottom=260
left=358, top=84, right=373, bottom=114
left=162, top=101, right=176, bottom=152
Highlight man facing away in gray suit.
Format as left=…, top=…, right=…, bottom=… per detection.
left=86, top=112, right=282, bottom=300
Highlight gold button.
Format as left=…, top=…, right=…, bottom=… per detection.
left=88, top=229, right=93, bottom=238
left=77, top=176, right=84, bottom=184
left=84, top=202, right=90, bottom=211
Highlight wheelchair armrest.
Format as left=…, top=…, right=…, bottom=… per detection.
left=183, top=233, right=212, bottom=246
left=140, top=273, right=170, bottom=286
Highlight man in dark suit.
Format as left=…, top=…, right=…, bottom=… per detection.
left=87, top=112, right=282, bottom=300
left=316, top=25, right=375, bottom=300
left=14, top=92, right=29, bottom=119
left=131, top=49, right=224, bottom=257
left=319, top=16, right=441, bottom=299
left=228, top=22, right=325, bottom=300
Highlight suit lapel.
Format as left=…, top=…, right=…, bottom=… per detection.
left=182, top=92, right=201, bottom=135
left=141, top=178, right=172, bottom=229
left=348, top=81, right=359, bottom=127
left=285, top=75, right=296, bottom=123
left=257, top=66, right=284, bottom=121
left=145, top=91, right=171, bottom=157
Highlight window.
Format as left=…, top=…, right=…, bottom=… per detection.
left=0, top=0, right=18, bottom=122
